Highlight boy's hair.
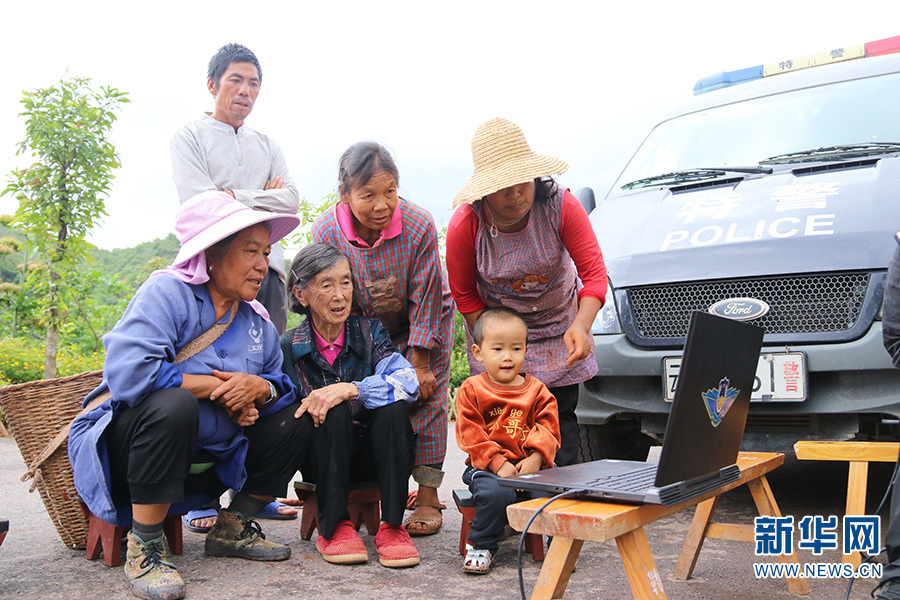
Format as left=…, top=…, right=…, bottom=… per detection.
left=473, top=306, right=528, bottom=345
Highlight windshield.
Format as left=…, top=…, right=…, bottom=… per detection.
left=612, top=71, right=900, bottom=193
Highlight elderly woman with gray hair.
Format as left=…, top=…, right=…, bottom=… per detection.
left=281, top=242, right=421, bottom=568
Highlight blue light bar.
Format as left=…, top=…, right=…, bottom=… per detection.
left=693, top=65, right=764, bottom=95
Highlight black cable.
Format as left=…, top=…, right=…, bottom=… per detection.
left=517, top=489, right=590, bottom=600
left=845, top=455, right=900, bottom=600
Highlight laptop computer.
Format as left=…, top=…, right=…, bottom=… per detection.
left=498, top=310, right=765, bottom=507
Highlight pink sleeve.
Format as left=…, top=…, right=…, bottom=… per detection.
left=446, top=205, right=486, bottom=314
left=560, top=190, right=607, bottom=304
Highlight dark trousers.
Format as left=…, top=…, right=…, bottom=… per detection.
left=549, top=384, right=580, bottom=466
left=257, top=267, right=287, bottom=335
left=301, top=401, right=415, bottom=539
left=106, top=388, right=310, bottom=511
left=462, top=466, right=533, bottom=554
left=880, top=464, right=900, bottom=584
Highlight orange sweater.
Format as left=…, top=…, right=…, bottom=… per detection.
left=455, top=373, right=560, bottom=473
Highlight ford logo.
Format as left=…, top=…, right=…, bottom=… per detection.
left=708, top=298, right=770, bottom=321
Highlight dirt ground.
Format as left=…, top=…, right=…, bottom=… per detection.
left=0, top=423, right=890, bottom=599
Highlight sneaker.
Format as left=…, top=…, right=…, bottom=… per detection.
left=374, top=522, right=420, bottom=568
left=316, top=520, right=368, bottom=564
left=204, top=509, right=291, bottom=561
left=876, top=579, right=900, bottom=599
left=463, top=543, right=493, bottom=574
left=124, top=532, right=185, bottom=600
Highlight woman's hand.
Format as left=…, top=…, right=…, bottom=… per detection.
left=294, top=382, right=359, bottom=426
left=516, top=453, right=543, bottom=475
left=209, top=370, right=269, bottom=413
left=564, top=297, right=604, bottom=366
left=407, top=346, right=436, bottom=399
left=227, top=405, right=259, bottom=427
left=563, top=323, right=593, bottom=366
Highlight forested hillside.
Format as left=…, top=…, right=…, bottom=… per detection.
left=91, top=234, right=180, bottom=283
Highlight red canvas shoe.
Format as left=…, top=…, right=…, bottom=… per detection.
left=315, top=520, right=367, bottom=564
left=374, top=523, right=420, bottom=568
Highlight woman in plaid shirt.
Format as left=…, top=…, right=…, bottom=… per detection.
left=312, top=141, right=455, bottom=535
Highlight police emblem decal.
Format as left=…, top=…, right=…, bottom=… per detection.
left=702, top=377, right=740, bottom=427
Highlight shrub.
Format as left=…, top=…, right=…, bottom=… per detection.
left=57, top=348, right=105, bottom=376
left=0, top=337, right=104, bottom=385
left=0, top=337, right=45, bottom=384
left=448, top=312, right=471, bottom=420
left=449, top=349, right=470, bottom=394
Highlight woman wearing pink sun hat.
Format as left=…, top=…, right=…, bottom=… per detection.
left=69, top=191, right=311, bottom=600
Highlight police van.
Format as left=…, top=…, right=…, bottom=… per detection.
left=577, top=36, right=900, bottom=460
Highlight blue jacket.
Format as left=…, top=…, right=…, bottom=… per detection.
left=280, top=314, right=418, bottom=426
left=68, top=274, right=294, bottom=525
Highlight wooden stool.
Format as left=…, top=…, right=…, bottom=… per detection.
left=293, top=481, right=381, bottom=540
left=453, top=488, right=544, bottom=561
left=794, top=440, right=900, bottom=568
left=79, top=504, right=183, bottom=567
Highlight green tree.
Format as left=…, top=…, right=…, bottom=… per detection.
left=288, top=193, right=338, bottom=248
left=3, top=77, right=129, bottom=377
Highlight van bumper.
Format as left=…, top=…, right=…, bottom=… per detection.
left=577, top=323, right=900, bottom=445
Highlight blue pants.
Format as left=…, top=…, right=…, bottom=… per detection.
left=463, top=466, right=533, bottom=554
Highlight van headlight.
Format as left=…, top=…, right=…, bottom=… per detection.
left=593, top=288, right=623, bottom=334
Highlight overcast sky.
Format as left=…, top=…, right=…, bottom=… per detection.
left=2, top=1, right=898, bottom=254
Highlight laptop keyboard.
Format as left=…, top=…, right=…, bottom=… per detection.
left=585, top=465, right=659, bottom=492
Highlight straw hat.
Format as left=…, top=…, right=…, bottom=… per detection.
left=173, top=191, right=300, bottom=266
left=452, top=118, right=569, bottom=207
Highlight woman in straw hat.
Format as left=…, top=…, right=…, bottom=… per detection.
left=69, top=192, right=311, bottom=600
left=446, top=118, right=607, bottom=468
left=312, top=141, right=454, bottom=536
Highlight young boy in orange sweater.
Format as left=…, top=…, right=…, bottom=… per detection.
left=455, top=307, right=560, bottom=574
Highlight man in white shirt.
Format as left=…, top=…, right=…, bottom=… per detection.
left=171, top=43, right=299, bottom=334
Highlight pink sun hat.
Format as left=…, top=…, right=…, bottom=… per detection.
left=172, top=191, right=300, bottom=266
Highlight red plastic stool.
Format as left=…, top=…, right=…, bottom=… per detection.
left=293, top=481, right=381, bottom=540
left=79, top=504, right=183, bottom=567
left=453, top=488, right=544, bottom=561
left=0, top=519, right=7, bottom=550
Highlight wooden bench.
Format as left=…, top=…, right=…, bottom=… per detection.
left=794, top=440, right=900, bottom=568
left=293, top=481, right=381, bottom=540
left=507, top=452, right=808, bottom=600
left=452, top=488, right=544, bottom=561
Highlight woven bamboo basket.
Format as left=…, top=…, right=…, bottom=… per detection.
left=0, top=370, right=103, bottom=549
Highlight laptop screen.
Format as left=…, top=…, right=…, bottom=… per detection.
left=654, top=311, right=764, bottom=487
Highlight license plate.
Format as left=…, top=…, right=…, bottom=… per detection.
left=663, top=352, right=807, bottom=402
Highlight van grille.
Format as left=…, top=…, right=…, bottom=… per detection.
left=628, top=273, right=870, bottom=340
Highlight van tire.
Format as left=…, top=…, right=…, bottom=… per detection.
left=577, top=421, right=653, bottom=462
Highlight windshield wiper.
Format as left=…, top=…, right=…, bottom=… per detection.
left=620, top=166, right=772, bottom=191
left=761, top=143, right=900, bottom=164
